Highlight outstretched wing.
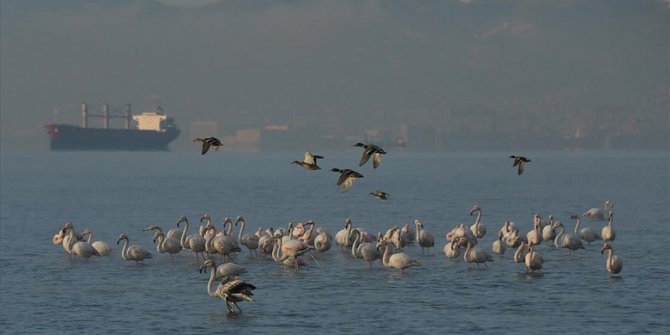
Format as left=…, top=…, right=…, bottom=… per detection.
left=517, top=161, right=526, bottom=175
left=372, top=153, right=383, bottom=169
left=359, top=149, right=372, bottom=166
left=201, top=142, right=211, bottom=155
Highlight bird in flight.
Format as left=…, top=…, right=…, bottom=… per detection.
left=331, top=168, right=364, bottom=192
left=354, top=142, right=387, bottom=169
left=193, top=137, right=223, bottom=155
left=509, top=155, right=531, bottom=175
left=291, top=152, right=324, bottom=170
left=370, top=190, right=389, bottom=200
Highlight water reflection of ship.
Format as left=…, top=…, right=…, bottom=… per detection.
left=44, top=103, right=180, bottom=151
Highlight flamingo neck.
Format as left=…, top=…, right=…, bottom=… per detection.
left=206, top=266, right=218, bottom=297
left=156, top=235, right=165, bottom=253
left=574, top=219, right=581, bottom=234
left=351, top=232, right=360, bottom=258
left=464, top=240, right=473, bottom=262
left=180, top=220, right=189, bottom=247
left=607, top=249, right=614, bottom=269
left=120, top=239, right=130, bottom=260
left=382, top=244, right=392, bottom=267
left=474, top=211, right=482, bottom=227
left=554, top=226, right=565, bottom=247
left=237, top=220, right=245, bottom=242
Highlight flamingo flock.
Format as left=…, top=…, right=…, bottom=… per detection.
left=50, top=145, right=625, bottom=314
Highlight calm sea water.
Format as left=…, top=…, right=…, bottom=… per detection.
left=1, top=150, right=668, bottom=334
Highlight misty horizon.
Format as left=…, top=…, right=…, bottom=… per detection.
left=1, top=0, right=668, bottom=152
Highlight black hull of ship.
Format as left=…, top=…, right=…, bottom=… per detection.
left=45, top=124, right=180, bottom=151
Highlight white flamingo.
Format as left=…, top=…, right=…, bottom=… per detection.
left=209, top=218, right=241, bottom=263
left=334, top=219, right=354, bottom=250
left=414, top=219, right=435, bottom=255
left=80, top=228, right=113, bottom=256
left=213, top=260, right=248, bottom=280
left=524, top=244, right=544, bottom=274
left=554, top=221, right=584, bottom=258
left=377, top=239, right=421, bottom=272
left=116, top=234, right=152, bottom=264
left=236, top=216, right=259, bottom=256
left=526, top=217, right=542, bottom=247
left=583, top=200, right=614, bottom=221
left=152, top=230, right=183, bottom=258
left=444, top=240, right=461, bottom=259
left=491, top=230, right=506, bottom=255
left=469, top=205, right=487, bottom=239
left=600, top=242, right=623, bottom=274
left=572, top=214, right=600, bottom=245
left=542, top=215, right=557, bottom=242
left=62, top=225, right=100, bottom=259
left=601, top=211, right=616, bottom=243
left=313, top=229, right=332, bottom=253
left=461, top=236, right=494, bottom=268
left=513, top=238, right=529, bottom=263
left=350, top=230, right=381, bottom=268
left=272, top=235, right=311, bottom=269
left=199, top=259, right=256, bottom=314
left=177, top=216, right=207, bottom=261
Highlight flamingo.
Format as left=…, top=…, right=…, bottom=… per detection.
left=491, top=230, right=506, bottom=255
left=513, top=238, right=529, bottom=263
left=272, top=235, right=311, bottom=269
left=177, top=216, right=207, bottom=261
left=524, top=244, right=544, bottom=274
left=152, top=231, right=183, bottom=258
left=350, top=230, right=382, bottom=268
left=414, top=219, right=435, bottom=255
left=526, top=216, right=542, bottom=247
left=444, top=240, right=461, bottom=259
left=236, top=216, right=259, bottom=256
left=600, top=242, right=623, bottom=274
left=142, top=224, right=182, bottom=243
left=572, top=214, right=601, bottom=245
left=257, top=227, right=275, bottom=255
left=601, top=211, right=616, bottom=243
left=354, top=142, right=386, bottom=168
left=62, top=225, right=100, bottom=259
left=554, top=221, right=584, bottom=258
left=542, top=215, right=557, bottom=242
left=313, top=229, right=332, bottom=253
left=199, top=259, right=255, bottom=313
left=116, top=234, right=152, bottom=264
left=207, top=221, right=241, bottom=263
left=377, top=239, right=421, bottom=272
left=461, top=236, right=494, bottom=268
left=80, top=228, right=113, bottom=256
left=335, top=219, right=354, bottom=250
left=469, top=205, right=487, bottom=239
left=583, top=200, right=614, bottom=221
left=213, top=260, right=248, bottom=280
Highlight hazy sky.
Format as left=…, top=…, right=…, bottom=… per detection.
left=1, top=0, right=668, bottom=150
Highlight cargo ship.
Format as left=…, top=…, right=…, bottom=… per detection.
left=44, top=103, right=180, bottom=151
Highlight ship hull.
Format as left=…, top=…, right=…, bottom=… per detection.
left=44, top=124, right=180, bottom=151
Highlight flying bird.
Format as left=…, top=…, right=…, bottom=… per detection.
left=509, top=155, right=531, bottom=175
left=370, top=190, right=389, bottom=200
left=331, top=168, right=364, bottom=192
left=354, top=142, right=387, bottom=168
left=193, top=137, right=223, bottom=155
left=291, top=152, right=324, bottom=170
